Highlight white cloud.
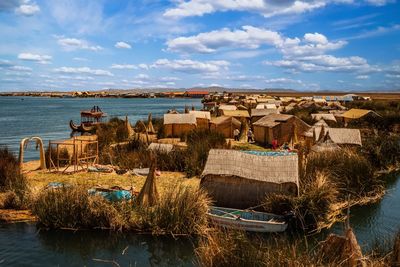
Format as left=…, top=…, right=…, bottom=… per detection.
left=356, top=75, right=369, bottom=79
left=9, top=65, right=32, bottom=72
left=15, top=1, right=40, bottom=16
left=115, top=41, right=132, bottom=49
left=57, top=37, right=103, bottom=51
left=110, top=64, right=137, bottom=69
left=18, top=52, right=52, bottom=64
left=164, top=0, right=393, bottom=19
left=73, top=57, right=88, bottom=61
left=167, top=26, right=282, bottom=53
left=264, top=55, right=373, bottom=73
left=167, top=26, right=345, bottom=57
left=151, top=59, right=230, bottom=73
left=164, top=0, right=326, bottom=19
left=346, top=24, right=400, bottom=40
left=53, top=67, right=113, bottom=76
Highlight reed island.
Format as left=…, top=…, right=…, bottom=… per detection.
left=1, top=92, right=400, bottom=266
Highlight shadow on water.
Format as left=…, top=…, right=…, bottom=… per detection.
left=0, top=223, right=196, bottom=267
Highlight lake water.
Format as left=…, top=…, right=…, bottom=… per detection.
left=0, top=96, right=399, bottom=266
left=0, top=96, right=202, bottom=161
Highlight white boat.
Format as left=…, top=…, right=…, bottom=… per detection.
left=207, top=206, right=288, bottom=233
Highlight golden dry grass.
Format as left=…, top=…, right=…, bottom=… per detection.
left=25, top=168, right=199, bottom=196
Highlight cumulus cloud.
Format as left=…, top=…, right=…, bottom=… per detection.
left=53, top=67, right=113, bottom=76
left=264, top=55, right=373, bottom=73
left=110, top=64, right=137, bottom=69
left=163, top=0, right=393, bottom=19
left=151, top=59, right=230, bottom=73
left=15, top=1, right=40, bottom=16
left=18, top=52, right=52, bottom=64
left=115, top=41, right=132, bottom=49
left=9, top=65, right=32, bottom=72
left=57, top=37, right=103, bottom=51
left=164, top=0, right=326, bottom=18
left=167, top=26, right=282, bottom=53
left=167, top=26, right=346, bottom=56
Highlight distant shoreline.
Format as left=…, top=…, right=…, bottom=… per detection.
left=1, top=91, right=400, bottom=100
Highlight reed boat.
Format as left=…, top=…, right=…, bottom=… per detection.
left=207, top=206, right=288, bottom=233
left=70, top=105, right=107, bottom=132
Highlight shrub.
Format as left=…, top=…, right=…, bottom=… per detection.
left=131, top=185, right=210, bottom=235
left=360, top=134, right=400, bottom=169
left=32, top=186, right=126, bottom=230
left=196, top=228, right=320, bottom=267
left=0, top=148, right=28, bottom=202
left=184, top=129, right=226, bottom=177
left=304, top=149, right=378, bottom=197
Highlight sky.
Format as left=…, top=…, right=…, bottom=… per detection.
left=0, top=0, right=399, bottom=91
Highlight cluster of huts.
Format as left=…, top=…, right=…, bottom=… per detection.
left=161, top=93, right=379, bottom=209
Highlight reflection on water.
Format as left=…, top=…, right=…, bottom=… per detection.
left=332, top=173, right=400, bottom=251
left=0, top=223, right=196, bottom=267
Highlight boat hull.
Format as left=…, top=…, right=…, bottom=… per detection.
left=69, top=120, right=95, bottom=133
left=207, top=206, right=288, bottom=233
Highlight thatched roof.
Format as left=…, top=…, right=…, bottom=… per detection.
left=251, top=108, right=278, bottom=117
left=219, top=105, right=237, bottom=111
left=210, top=116, right=241, bottom=127
left=189, top=110, right=211, bottom=120
left=221, top=110, right=250, bottom=118
left=326, top=128, right=362, bottom=146
left=253, top=114, right=293, bottom=128
left=148, top=143, right=174, bottom=153
left=342, top=108, right=380, bottom=119
left=256, top=103, right=277, bottom=109
left=163, top=113, right=197, bottom=125
left=202, top=149, right=299, bottom=186
left=311, top=113, right=337, bottom=122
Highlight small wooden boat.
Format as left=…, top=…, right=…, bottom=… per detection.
left=207, top=206, right=288, bottom=233
left=69, top=120, right=95, bottom=132
left=70, top=105, right=107, bottom=133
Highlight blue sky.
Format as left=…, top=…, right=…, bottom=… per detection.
left=0, top=0, right=399, bottom=91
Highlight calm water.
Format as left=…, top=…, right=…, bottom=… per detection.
left=0, top=96, right=202, bottom=161
left=0, top=223, right=196, bottom=266
left=0, top=96, right=399, bottom=265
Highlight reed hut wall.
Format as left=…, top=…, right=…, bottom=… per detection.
left=196, top=118, right=210, bottom=130
left=164, top=124, right=196, bottom=137
left=254, top=117, right=310, bottom=146
left=201, top=175, right=297, bottom=209
left=210, top=117, right=241, bottom=138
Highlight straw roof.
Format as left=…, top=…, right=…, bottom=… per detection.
left=342, top=108, right=379, bottom=119
left=237, top=105, right=248, bottom=110
left=326, top=128, right=362, bottom=146
left=314, top=119, right=329, bottom=127
left=189, top=110, right=211, bottom=120
left=256, top=103, right=277, bottom=109
left=202, top=149, right=299, bottom=186
left=219, top=105, right=237, bottom=111
left=148, top=143, right=174, bottom=153
left=137, top=158, right=159, bottom=206
left=251, top=108, right=278, bottom=117
left=210, top=116, right=241, bottom=127
left=221, top=110, right=250, bottom=118
left=253, top=114, right=293, bottom=128
left=311, top=113, right=337, bottom=122
left=163, top=113, right=197, bottom=125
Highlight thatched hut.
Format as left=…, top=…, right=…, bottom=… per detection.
left=209, top=116, right=241, bottom=138
left=250, top=108, right=279, bottom=124
left=220, top=110, right=250, bottom=121
left=163, top=113, right=197, bottom=137
left=201, top=149, right=299, bottom=209
left=341, top=108, right=381, bottom=125
left=311, top=113, right=337, bottom=123
left=253, top=114, right=310, bottom=146
left=325, top=128, right=362, bottom=146
left=189, top=110, right=211, bottom=130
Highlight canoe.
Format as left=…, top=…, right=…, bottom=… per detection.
left=207, top=206, right=288, bottom=233
left=69, top=120, right=95, bottom=132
